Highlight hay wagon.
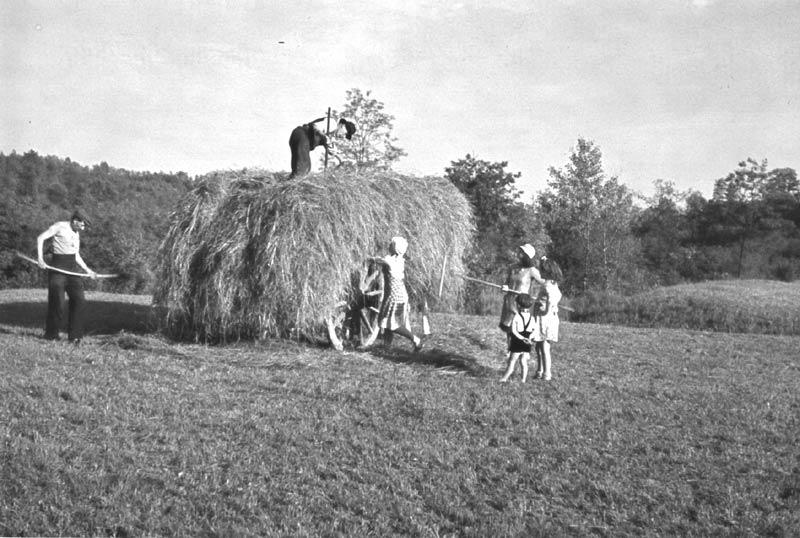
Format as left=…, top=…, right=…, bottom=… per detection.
left=152, top=168, right=474, bottom=348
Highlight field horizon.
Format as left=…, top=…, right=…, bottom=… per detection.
left=1, top=286, right=798, bottom=536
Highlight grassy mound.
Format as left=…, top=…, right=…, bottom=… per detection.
left=572, top=279, right=800, bottom=336
left=152, top=168, right=474, bottom=342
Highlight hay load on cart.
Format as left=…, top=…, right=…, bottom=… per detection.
left=152, top=168, right=474, bottom=347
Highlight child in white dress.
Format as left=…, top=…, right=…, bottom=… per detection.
left=533, top=257, right=563, bottom=381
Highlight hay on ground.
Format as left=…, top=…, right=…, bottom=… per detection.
left=153, top=168, right=474, bottom=342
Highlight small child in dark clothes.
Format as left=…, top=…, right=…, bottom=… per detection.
left=500, top=293, right=535, bottom=383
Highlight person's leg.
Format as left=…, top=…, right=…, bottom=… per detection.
left=393, top=326, right=414, bottom=342
left=499, top=324, right=512, bottom=346
left=500, top=352, right=520, bottom=382
left=382, top=329, right=395, bottom=347
left=66, top=276, right=86, bottom=342
left=393, top=304, right=422, bottom=350
left=498, top=325, right=512, bottom=366
left=520, top=352, right=529, bottom=382
left=534, top=342, right=544, bottom=378
left=45, top=272, right=66, bottom=339
left=542, top=340, right=552, bottom=380
left=393, top=326, right=422, bottom=350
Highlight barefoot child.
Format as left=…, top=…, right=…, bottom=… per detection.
left=533, top=257, right=563, bottom=381
left=364, top=236, right=424, bottom=352
left=500, top=293, right=535, bottom=383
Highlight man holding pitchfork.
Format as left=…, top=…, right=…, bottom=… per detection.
left=37, top=210, right=98, bottom=344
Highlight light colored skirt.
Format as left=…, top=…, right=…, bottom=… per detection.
left=533, top=312, right=559, bottom=342
left=379, top=301, right=411, bottom=331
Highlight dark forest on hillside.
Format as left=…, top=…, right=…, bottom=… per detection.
left=0, top=150, right=192, bottom=293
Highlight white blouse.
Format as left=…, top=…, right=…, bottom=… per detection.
left=47, top=221, right=81, bottom=255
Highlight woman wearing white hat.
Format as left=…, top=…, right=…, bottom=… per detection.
left=499, top=243, right=544, bottom=342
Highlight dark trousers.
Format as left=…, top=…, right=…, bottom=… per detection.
left=45, top=255, right=86, bottom=341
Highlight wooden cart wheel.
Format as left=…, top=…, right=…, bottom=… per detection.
left=350, top=260, right=384, bottom=346
left=356, top=263, right=384, bottom=346
left=327, top=261, right=384, bottom=350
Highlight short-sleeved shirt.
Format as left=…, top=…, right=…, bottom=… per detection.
left=47, top=221, right=80, bottom=255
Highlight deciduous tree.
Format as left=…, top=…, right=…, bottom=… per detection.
left=537, top=139, right=640, bottom=294
left=445, top=154, right=547, bottom=277
left=329, top=88, right=406, bottom=171
left=711, top=158, right=800, bottom=277
left=633, top=180, right=701, bottom=284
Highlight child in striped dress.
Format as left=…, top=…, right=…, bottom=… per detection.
left=366, top=236, right=423, bottom=352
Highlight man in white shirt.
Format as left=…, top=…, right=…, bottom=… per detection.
left=37, top=210, right=97, bottom=343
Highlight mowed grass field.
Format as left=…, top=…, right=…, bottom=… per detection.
left=1, top=285, right=799, bottom=537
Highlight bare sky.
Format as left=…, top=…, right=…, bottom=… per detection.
left=2, top=0, right=798, bottom=199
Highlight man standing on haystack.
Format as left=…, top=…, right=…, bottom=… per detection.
left=37, top=210, right=97, bottom=344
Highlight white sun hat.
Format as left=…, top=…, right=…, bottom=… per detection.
left=391, top=236, right=408, bottom=256
left=519, top=243, right=536, bottom=259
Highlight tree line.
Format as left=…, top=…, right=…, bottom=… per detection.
left=448, top=140, right=800, bottom=309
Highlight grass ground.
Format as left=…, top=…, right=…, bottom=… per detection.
left=572, top=279, right=800, bottom=336
left=1, top=287, right=799, bottom=536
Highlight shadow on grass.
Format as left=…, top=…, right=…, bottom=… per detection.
left=0, top=300, right=155, bottom=336
left=300, top=324, right=495, bottom=377
left=464, top=333, right=495, bottom=351
left=363, top=344, right=492, bottom=377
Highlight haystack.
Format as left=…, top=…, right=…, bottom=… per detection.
left=152, top=168, right=474, bottom=343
